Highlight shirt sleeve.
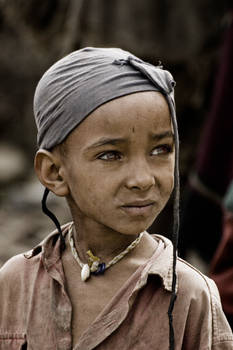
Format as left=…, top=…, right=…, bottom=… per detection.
left=176, top=258, right=233, bottom=350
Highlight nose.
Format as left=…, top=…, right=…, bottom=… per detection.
left=124, top=159, right=155, bottom=191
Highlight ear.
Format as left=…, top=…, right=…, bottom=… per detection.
left=34, top=149, right=69, bottom=197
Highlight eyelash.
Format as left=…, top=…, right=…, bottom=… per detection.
left=97, top=145, right=173, bottom=161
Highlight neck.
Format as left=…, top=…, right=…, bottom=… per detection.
left=69, top=218, right=141, bottom=265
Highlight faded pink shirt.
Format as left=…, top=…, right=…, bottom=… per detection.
left=0, top=222, right=232, bottom=350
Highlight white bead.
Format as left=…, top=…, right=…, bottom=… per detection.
left=81, top=264, right=90, bottom=282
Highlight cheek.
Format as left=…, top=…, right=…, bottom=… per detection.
left=167, top=175, right=174, bottom=197
left=67, top=169, right=110, bottom=208
left=162, top=176, right=174, bottom=196
left=157, top=165, right=174, bottom=197
left=155, top=172, right=174, bottom=217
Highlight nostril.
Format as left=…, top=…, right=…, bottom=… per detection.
left=126, top=174, right=155, bottom=191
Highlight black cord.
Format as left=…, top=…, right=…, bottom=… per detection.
left=41, top=187, right=66, bottom=253
left=167, top=102, right=180, bottom=350
left=168, top=292, right=177, bottom=350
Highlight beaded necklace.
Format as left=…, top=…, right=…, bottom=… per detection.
left=68, top=223, right=144, bottom=282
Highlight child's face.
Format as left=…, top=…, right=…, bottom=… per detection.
left=60, top=91, right=175, bottom=235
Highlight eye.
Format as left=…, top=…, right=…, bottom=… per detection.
left=98, top=151, right=122, bottom=161
left=151, top=144, right=173, bottom=156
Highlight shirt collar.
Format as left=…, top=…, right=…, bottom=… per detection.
left=24, top=222, right=72, bottom=268
left=24, top=223, right=176, bottom=292
left=147, top=234, right=176, bottom=292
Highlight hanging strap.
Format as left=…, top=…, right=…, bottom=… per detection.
left=41, top=187, right=66, bottom=253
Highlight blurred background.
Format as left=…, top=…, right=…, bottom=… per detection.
left=0, top=0, right=232, bottom=280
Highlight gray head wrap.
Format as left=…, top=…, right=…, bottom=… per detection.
left=33, top=47, right=176, bottom=150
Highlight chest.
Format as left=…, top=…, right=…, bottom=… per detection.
left=62, top=251, right=135, bottom=346
left=69, top=279, right=116, bottom=344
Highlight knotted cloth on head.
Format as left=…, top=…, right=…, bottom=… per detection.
left=33, top=47, right=179, bottom=350
left=33, top=47, right=176, bottom=150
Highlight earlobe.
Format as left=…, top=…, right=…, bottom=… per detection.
left=34, top=149, right=69, bottom=197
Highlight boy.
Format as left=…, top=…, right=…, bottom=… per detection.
left=0, top=47, right=232, bottom=350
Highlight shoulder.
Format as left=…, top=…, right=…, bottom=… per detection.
left=176, top=258, right=233, bottom=346
left=176, top=257, right=223, bottom=310
left=0, top=252, right=41, bottom=287
left=0, top=222, right=71, bottom=288
left=177, top=257, right=217, bottom=296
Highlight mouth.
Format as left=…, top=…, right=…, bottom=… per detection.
left=120, top=200, right=155, bottom=216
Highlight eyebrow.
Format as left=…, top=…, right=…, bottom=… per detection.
left=86, top=131, right=174, bottom=151
left=151, top=131, right=175, bottom=141
left=85, top=137, right=127, bottom=150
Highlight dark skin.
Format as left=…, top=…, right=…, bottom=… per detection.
left=34, top=91, right=175, bottom=344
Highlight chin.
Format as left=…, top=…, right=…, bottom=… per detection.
left=116, top=221, right=154, bottom=236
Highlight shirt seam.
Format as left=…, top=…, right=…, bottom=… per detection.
left=0, top=333, right=26, bottom=339
left=213, top=336, right=233, bottom=344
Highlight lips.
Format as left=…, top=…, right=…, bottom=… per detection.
left=122, top=200, right=155, bottom=207
left=121, top=200, right=155, bottom=216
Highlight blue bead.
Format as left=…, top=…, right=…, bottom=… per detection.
left=100, top=263, right=106, bottom=274
left=92, top=262, right=106, bottom=276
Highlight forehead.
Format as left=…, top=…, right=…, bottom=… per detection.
left=65, top=91, right=171, bottom=148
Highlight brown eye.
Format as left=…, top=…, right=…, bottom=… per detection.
left=151, top=145, right=172, bottom=156
left=98, top=151, right=122, bottom=161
